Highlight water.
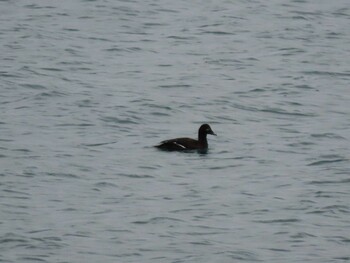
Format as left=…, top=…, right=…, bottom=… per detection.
left=1, top=0, right=349, bottom=262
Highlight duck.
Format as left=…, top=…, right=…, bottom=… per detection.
left=155, top=124, right=216, bottom=151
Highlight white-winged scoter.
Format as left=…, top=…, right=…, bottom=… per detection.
left=155, top=124, right=216, bottom=151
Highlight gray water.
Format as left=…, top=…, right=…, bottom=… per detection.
left=1, top=0, right=350, bottom=262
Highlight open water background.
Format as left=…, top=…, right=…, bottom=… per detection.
left=1, top=0, right=350, bottom=262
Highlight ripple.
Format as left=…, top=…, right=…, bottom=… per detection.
left=215, top=250, right=262, bottom=261
left=93, top=182, right=118, bottom=188
left=0, top=234, right=27, bottom=245
left=260, top=107, right=316, bottom=117
left=100, top=116, right=139, bottom=125
left=83, top=141, right=117, bottom=147
left=118, top=173, right=154, bottom=179
left=265, top=247, right=291, bottom=252
left=12, top=148, right=31, bottom=153
left=158, top=84, right=191, bottom=89
left=132, top=216, right=184, bottom=224
left=308, top=178, right=350, bottom=185
left=254, top=218, right=300, bottom=224
left=56, top=122, right=94, bottom=127
left=201, top=30, right=233, bottom=35
left=307, top=158, right=348, bottom=166
left=290, top=232, right=316, bottom=239
left=311, top=133, right=347, bottom=140
left=40, top=67, right=64, bottom=72
left=19, top=257, right=48, bottom=263
left=46, top=172, right=80, bottom=179
left=34, top=91, right=66, bottom=99
left=334, top=256, right=350, bottom=261
left=295, top=84, right=317, bottom=90
left=302, top=70, right=350, bottom=77
left=20, top=83, right=46, bottom=90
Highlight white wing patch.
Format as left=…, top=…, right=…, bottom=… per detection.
left=173, top=142, right=186, bottom=149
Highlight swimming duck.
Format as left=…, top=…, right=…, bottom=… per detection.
left=155, top=124, right=216, bottom=151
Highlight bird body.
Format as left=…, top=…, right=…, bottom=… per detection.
left=155, top=124, right=216, bottom=151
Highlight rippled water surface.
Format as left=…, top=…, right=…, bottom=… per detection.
left=1, top=0, right=350, bottom=262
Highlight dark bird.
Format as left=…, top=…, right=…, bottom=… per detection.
left=155, top=124, right=216, bottom=151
